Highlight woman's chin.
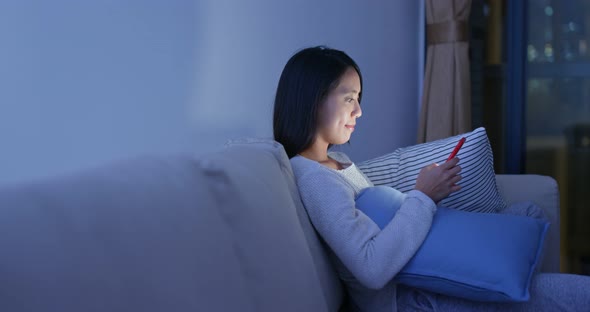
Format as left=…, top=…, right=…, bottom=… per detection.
left=335, top=137, right=352, bottom=145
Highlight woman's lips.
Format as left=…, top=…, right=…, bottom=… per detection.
left=345, top=125, right=355, bottom=131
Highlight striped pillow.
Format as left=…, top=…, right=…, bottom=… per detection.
left=357, top=127, right=506, bottom=213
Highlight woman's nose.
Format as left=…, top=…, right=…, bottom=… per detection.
left=353, top=102, right=362, bottom=118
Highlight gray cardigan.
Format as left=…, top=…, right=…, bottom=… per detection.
left=290, top=152, right=436, bottom=312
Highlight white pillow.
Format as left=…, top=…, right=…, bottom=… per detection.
left=358, top=127, right=506, bottom=213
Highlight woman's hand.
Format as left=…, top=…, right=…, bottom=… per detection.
left=414, top=157, right=462, bottom=204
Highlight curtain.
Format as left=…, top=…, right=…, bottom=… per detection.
left=417, top=0, right=472, bottom=143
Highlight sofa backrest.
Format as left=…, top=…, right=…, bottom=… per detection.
left=0, top=144, right=338, bottom=312
left=0, top=155, right=255, bottom=311
left=198, top=140, right=331, bottom=311
left=225, top=138, right=345, bottom=312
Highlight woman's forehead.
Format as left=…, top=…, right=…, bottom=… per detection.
left=335, top=69, right=361, bottom=94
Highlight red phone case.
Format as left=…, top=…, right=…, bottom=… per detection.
left=447, top=137, right=466, bottom=161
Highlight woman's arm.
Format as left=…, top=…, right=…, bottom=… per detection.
left=297, top=170, right=436, bottom=290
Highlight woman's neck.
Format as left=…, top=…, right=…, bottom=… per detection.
left=299, top=144, right=344, bottom=170
left=299, top=143, right=329, bottom=162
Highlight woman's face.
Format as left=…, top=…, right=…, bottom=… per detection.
left=315, top=67, right=362, bottom=146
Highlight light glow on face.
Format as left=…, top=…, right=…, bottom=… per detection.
left=315, top=68, right=362, bottom=146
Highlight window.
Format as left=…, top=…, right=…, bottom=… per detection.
left=471, top=0, right=590, bottom=274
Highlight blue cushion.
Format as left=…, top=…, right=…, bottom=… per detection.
left=355, top=186, right=549, bottom=302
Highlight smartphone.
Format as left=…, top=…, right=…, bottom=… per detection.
left=447, top=137, right=466, bottom=161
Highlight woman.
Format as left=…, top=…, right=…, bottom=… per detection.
left=273, top=46, right=590, bottom=311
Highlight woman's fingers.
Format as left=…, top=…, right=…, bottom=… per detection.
left=449, top=174, right=462, bottom=185
left=441, top=165, right=461, bottom=183
left=414, top=157, right=463, bottom=203
left=448, top=164, right=462, bottom=176
left=439, top=157, right=460, bottom=169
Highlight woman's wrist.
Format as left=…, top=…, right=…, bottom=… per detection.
left=408, top=189, right=437, bottom=213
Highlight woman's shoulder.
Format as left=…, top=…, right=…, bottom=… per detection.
left=291, top=153, right=350, bottom=174
left=290, top=155, right=323, bottom=179
left=290, top=155, right=349, bottom=187
left=290, top=160, right=356, bottom=211
left=290, top=155, right=320, bottom=172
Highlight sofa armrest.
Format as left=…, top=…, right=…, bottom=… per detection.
left=495, top=174, right=560, bottom=273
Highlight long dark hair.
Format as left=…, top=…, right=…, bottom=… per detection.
left=273, top=46, right=363, bottom=158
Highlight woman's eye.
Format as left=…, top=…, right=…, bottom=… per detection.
left=346, top=98, right=354, bottom=103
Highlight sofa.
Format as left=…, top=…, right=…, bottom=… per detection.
left=0, top=139, right=560, bottom=311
